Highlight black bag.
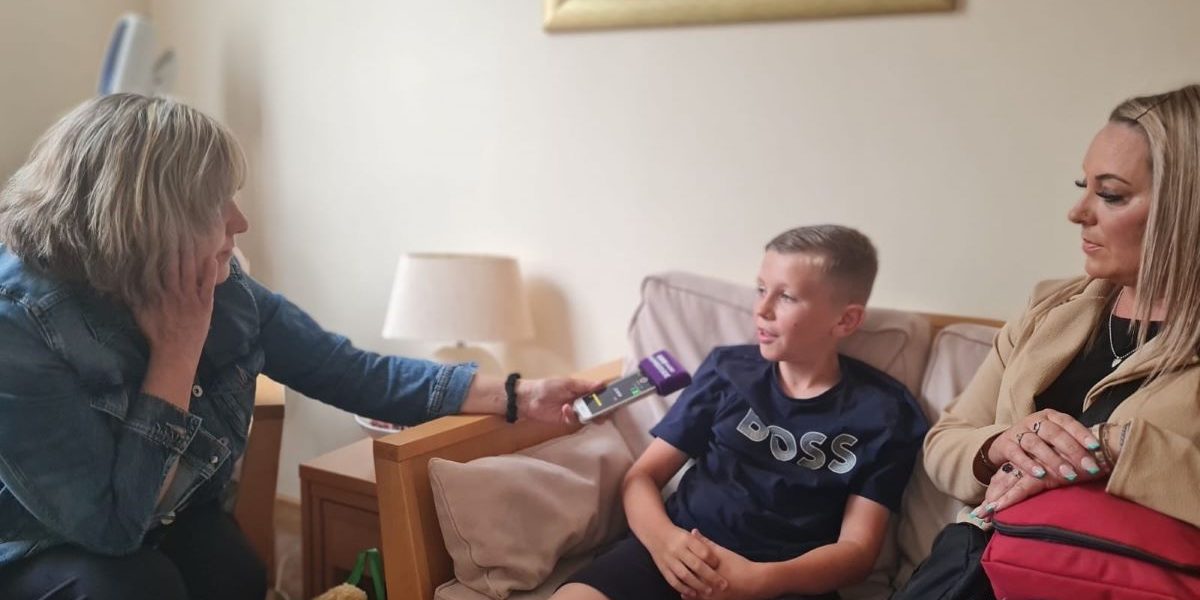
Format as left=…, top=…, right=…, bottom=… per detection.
left=890, top=523, right=995, bottom=600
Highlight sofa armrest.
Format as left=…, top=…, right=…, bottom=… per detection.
left=235, top=375, right=286, bottom=583
left=373, top=359, right=624, bottom=600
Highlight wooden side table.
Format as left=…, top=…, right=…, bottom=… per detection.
left=300, top=437, right=382, bottom=600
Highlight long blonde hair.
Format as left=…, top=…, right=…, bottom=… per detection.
left=0, top=94, right=245, bottom=306
left=1026, top=84, right=1200, bottom=383
left=1117, top=84, right=1200, bottom=381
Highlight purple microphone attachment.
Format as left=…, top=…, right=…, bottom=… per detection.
left=637, top=350, right=692, bottom=395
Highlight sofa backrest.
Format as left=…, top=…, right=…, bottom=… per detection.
left=615, top=271, right=999, bottom=597
left=893, top=322, right=997, bottom=585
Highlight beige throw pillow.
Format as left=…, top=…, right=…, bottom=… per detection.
left=429, top=422, right=634, bottom=599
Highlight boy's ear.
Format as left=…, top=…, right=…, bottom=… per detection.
left=833, top=304, right=866, bottom=338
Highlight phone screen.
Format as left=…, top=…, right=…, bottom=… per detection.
left=582, top=372, right=652, bottom=414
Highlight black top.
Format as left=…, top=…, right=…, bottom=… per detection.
left=1034, top=314, right=1160, bottom=427
left=650, top=345, right=928, bottom=562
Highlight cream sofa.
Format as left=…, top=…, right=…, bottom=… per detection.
left=372, top=271, right=1003, bottom=600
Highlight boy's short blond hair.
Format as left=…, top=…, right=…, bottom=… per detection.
left=0, top=94, right=245, bottom=306
left=765, top=225, right=878, bottom=304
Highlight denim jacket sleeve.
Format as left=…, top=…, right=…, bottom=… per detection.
left=0, top=309, right=197, bottom=555
left=241, top=272, right=477, bottom=425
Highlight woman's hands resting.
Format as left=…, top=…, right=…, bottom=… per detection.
left=974, top=409, right=1112, bottom=519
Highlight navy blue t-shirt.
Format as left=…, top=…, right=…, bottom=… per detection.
left=650, top=345, right=928, bottom=563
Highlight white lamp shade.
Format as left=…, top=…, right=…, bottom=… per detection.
left=382, top=253, right=535, bottom=343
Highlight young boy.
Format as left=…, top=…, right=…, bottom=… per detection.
left=555, top=225, right=928, bottom=600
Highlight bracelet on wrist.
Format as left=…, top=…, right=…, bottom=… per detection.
left=977, top=434, right=1000, bottom=475
left=1092, top=424, right=1113, bottom=471
left=504, top=373, right=521, bottom=424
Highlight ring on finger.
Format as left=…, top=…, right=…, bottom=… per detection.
left=1032, top=420, right=1044, bottom=435
left=1015, top=430, right=1030, bottom=446
left=1000, top=462, right=1023, bottom=479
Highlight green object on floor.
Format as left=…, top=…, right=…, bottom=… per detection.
left=345, top=548, right=386, bottom=600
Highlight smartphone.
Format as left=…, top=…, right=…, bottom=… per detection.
left=572, top=372, right=655, bottom=423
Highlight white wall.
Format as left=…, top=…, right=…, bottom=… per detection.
left=150, top=0, right=1200, bottom=498
left=0, top=0, right=149, bottom=182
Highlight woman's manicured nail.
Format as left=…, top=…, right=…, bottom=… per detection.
left=970, top=507, right=981, bottom=518
left=1032, top=466, right=1047, bottom=479
left=985, top=502, right=997, bottom=514
left=1082, top=457, right=1101, bottom=475
left=1085, top=438, right=1101, bottom=451
left=1060, top=465, right=1078, bottom=481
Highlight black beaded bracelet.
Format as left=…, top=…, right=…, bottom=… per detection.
left=504, top=373, right=521, bottom=423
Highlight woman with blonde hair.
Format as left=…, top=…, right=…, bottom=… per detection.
left=910, top=84, right=1200, bottom=597
left=0, top=94, right=600, bottom=599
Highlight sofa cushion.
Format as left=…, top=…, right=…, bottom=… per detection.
left=434, top=554, right=593, bottom=600
left=918, top=323, right=999, bottom=420
left=429, top=422, right=633, bottom=599
left=893, top=322, right=998, bottom=586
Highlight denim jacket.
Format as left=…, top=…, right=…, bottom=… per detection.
left=0, top=246, right=476, bottom=566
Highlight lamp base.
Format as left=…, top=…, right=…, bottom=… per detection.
left=433, top=343, right=503, bottom=376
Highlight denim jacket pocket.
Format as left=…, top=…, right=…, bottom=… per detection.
left=203, top=351, right=263, bottom=442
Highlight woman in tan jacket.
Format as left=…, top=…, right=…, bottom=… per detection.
left=924, top=83, right=1200, bottom=529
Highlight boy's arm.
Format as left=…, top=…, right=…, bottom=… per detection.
left=623, top=439, right=727, bottom=597
left=622, top=439, right=690, bottom=546
left=751, top=494, right=890, bottom=598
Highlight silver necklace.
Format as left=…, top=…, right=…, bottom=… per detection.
left=1107, top=288, right=1138, bottom=368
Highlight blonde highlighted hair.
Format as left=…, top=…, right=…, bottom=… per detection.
left=0, top=93, right=245, bottom=306
left=1029, top=84, right=1200, bottom=383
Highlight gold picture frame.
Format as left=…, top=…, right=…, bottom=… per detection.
left=544, top=0, right=956, bottom=32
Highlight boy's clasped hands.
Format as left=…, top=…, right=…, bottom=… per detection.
left=651, top=528, right=761, bottom=600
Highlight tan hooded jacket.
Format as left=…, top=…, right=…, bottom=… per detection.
left=924, top=277, right=1200, bottom=526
